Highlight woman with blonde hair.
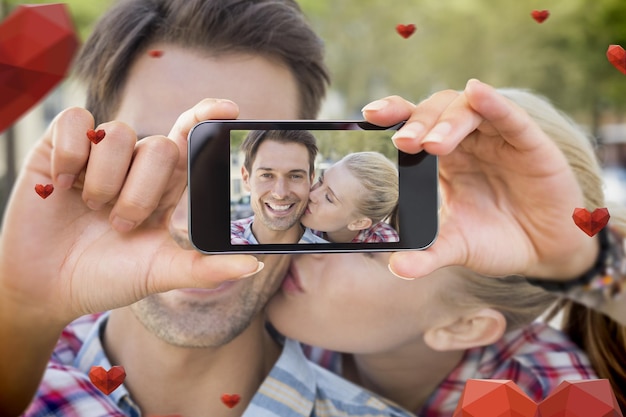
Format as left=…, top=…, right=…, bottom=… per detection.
left=497, top=88, right=626, bottom=411
left=268, top=83, right=626, bottom=414
left=301, top=151, right=400, bottom=243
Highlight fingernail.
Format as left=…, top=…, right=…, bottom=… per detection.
left=422, top=122, right=451, bottom=144
left=112, top=216, right=136, bottom=232
left=466, top=78, right=482, bottom=88
left=361, top=100, right=388, bottom=113
left=56, top=174, right=76, bottom=189
left=388, top=264, right=415, bottom=281
left=391, top=122, right=425, bottom=142
left=240, top=261, right=265, bottom=278
left=86, top=200, right=103, bottom=211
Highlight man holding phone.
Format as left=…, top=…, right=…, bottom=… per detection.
left=0, top=0, right=410, bottom=416
left=231, top=129, right=327, bottom=245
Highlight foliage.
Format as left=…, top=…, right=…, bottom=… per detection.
left=3, top=0, right=113, bottom=40
left=3, top=0, right=626, bottom=129
left=299, top=0, right=626, bottom=131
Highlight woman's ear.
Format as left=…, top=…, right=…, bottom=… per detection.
left=347, top=217, right=373, bottom=231
left=423, top=308, right=507, bottom=352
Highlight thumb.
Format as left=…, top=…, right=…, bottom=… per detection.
left=388, top=229, right=464, bottom=280
left=159, top=99, right=240, bottom=211
left=147, top=249, right=263, bottom=293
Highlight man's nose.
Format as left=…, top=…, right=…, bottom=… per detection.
left=271, top=178, right=288, bottom=199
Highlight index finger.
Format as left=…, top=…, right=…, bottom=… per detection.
left=50, top=107, right=95, bottom=189
left=463, top=79, right=551, bottom=152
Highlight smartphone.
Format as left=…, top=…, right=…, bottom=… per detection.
left=188, top=120, right=438, bottom=254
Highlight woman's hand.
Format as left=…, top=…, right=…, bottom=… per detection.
left=363, top=79, right=598, bottom=281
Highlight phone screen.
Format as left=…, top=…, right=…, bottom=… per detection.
left=188, top=120, right=438, bottom=254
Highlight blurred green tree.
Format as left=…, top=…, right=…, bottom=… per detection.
left=299, top=0, right=626, bottom=131
left=3, top=0, right=113, bottom=40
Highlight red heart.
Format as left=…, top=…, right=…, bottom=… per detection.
left=0, top=4, right=79, bottom=134
left=454, top=380, right=538, bottom=417
left=86, top=128, right=106, bottom=144
left=538, top=380, right=623, bottom=417
left=531, top=10, right=550, bottom=23
left=572, top=207, right=610, bottom=237
left=34, top=183, right=54, bottom=199
left=607, top=45, right=626, bottom=75
left=395, top=24, right=416, bottom=39
left=220, top=393, right=241, bottom=408
left=453, top=379, right=622, bottom=417
left=88, top=365, right=126, bottom=395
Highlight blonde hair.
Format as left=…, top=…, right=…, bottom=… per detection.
left=445, top=88, right=626, bottom=409
left=503, top=91, right=626, bottom=412
left=341, top=151, right=399, bottom=224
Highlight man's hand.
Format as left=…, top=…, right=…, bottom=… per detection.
left=1, top=98, right=262, bottom=325
left=363, top=79, right=599, bottom=281
left=0, top=99, right=262, bottom=415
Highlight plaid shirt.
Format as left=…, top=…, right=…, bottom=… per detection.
left=349, top=222, right=399, bottom=243
left=303, top=322, right=596, bottom=417
left=311, top=221, right=400, bottom=243
left=231, top=216, right=327, bottom=244
left=24, top=313, right=414, bottom=417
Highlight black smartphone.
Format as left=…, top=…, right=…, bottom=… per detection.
left=188, top=120, right=438, bottom=254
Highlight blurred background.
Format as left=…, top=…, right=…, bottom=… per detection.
left=1, top=0, right=626, bottom=224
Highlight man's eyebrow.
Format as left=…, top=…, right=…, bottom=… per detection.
left=256, top=167, right=308, bottom=175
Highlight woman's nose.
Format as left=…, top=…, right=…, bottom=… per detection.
left=308, top=187, right=320, bottom=203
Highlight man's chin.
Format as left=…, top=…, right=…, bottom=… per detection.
left=173, top=281, right=238, bottom=296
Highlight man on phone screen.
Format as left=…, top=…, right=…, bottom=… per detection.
left=231, top=129, right=327, bottom=245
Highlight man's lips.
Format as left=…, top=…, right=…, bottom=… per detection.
left=264, top=201, right=295, bottom=215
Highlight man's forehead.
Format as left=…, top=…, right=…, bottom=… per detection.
left=255, top=140, right=309, bottom=159
left=252, top=140, right=310, bottom=173
left=113, top=46, right=301, bottom=135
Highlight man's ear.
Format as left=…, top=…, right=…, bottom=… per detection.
left=241, top=166, right=251, bottom=192
left=423, top=308, right=506, bottom=352
left=347, top=217, right=373, bottom=231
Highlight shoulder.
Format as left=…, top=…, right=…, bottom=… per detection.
left=231, top=216, right=254, bottom=243
left=231, top=216, right=254, bottom=230
left=476, top=322, right=596, bottom=399
left=353, top=222, right=399, bottom=243
left=28, top=313, right=123, bottom=417
left=25, top=363, right=124, bottom=417
left=52, top=313, right=103, bottom=364
left=309, top=363, right=413, bottom=416
left=250, top=338, right=413, bottom=417
left=301, top=228, right=329, bottom=243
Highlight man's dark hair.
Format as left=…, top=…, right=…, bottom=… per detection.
left=241, top=130, right=318, bottom=176
left=73, top=0, right=330, bottom=124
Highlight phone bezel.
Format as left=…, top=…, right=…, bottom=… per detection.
left=188, top=120, right=438, bottom=254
